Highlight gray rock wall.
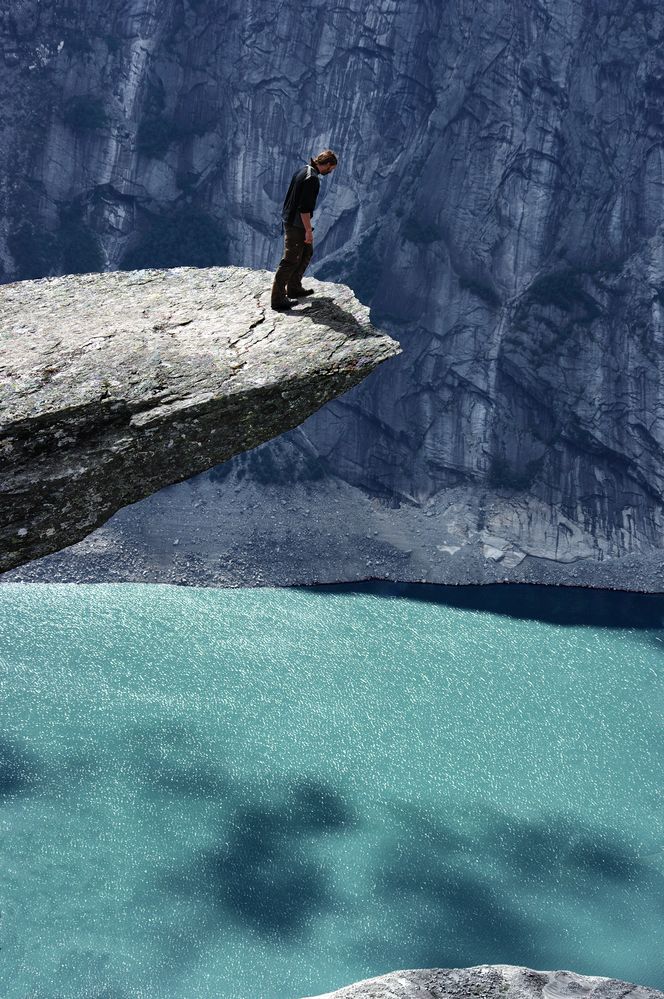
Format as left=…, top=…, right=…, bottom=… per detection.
left=3, top=0, right=664, bottom=584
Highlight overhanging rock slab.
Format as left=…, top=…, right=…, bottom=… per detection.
left=0, top=265, right=399, bottom=572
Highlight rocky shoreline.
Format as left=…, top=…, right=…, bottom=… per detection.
left=4, top=473, right=663, bottom=592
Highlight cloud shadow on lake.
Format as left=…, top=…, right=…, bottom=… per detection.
left=162, top=775, right=357, bottom=941
left=152, top=761, right=664, bottom=989
left=356, top=801, right=664, bottom=979
left=0, top=736, right=40, bottom=799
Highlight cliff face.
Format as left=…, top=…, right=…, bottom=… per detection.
left=2, top=0, right=664, bottom=585
left=0, top=266, right=398, bottom=572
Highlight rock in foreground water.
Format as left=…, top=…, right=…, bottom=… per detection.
left=304, top=965, right=663, bottom=999
left=0, top=266, right=399, bottom=572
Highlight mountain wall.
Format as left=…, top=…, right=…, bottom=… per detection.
left=2, top=0, right=664, bottom=587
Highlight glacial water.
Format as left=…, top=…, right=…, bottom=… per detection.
left=0, top=582, right=662, bottom=999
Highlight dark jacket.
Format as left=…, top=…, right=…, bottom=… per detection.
left=281, top=160, right=321, bottom=228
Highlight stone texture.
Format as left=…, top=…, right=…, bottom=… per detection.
left=2, top=1, right=664, bottom=587
left=0, top=266, right=399, bottom=572
left=303, top=965, right=663, bottom=999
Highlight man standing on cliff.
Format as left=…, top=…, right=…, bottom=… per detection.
left=271, top=149, right=338, bottom=311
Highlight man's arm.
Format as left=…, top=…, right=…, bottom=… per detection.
left=298, top=176, right=319, bottom=243
left=300, top=211, right=313, bottom=242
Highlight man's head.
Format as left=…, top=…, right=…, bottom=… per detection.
left=312, top=149, right=338, bottom=175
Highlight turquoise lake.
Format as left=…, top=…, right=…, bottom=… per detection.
left=0, top=582, right=662, bottom=998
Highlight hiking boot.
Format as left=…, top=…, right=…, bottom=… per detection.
left=286, top=287, right=314, bottom=297
left=271, top=298, right=295, bottom=311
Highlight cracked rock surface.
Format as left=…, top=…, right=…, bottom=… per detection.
left=0, top=266, right=399, bottom=572
left=303, top=965, right=664, bottom=999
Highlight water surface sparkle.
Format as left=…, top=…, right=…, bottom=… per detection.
left=0, top=583, right=662, bottom=998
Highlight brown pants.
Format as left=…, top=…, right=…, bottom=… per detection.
left=271, top=225, right=313, bottom=303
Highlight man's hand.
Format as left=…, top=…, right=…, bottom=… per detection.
left=304, top=227, right=314, bottom=244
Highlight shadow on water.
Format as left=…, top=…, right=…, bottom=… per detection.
left=297, top=580, right=664, bottom=630
left=201, top=804, right=330, bottom=935
left=16, top=711, right=657, bottom=991
left=46, top=777, right=664, bottom=993
left=154, top=761, right=664, bottom=988
left=0, top=737, right=39, bottom=798
left=165, top=776, right=356, bottom=939
left=364, top=802, right=664, bottom=976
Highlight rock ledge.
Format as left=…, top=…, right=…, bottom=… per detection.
left=303, top=965, right=663, bottom=999
left=0, top=266, right=399, bottom=572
